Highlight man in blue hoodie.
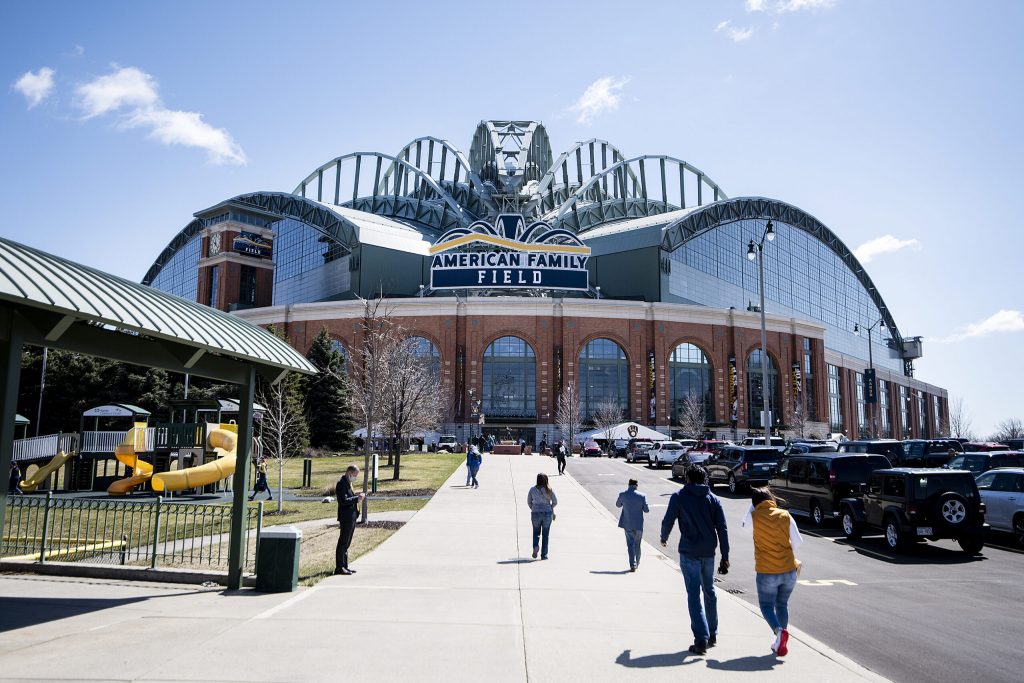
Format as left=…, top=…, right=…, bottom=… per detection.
left=661, top=463, right=730, bottom=655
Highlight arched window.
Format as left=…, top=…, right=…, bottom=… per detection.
left=406, top=336, right=441, bottom=377
left=669, top=343, right=713, bottom=423
left=482, top=336, right=535, bottom=418
left=329, top=339, right=349, bottom=371
left=747, top=349, right=780, bottom=429
left=578, top=338, right=629, bottom=422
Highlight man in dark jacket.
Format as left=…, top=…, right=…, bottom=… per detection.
left=661, top=463, right=730, bottom=655
left=335, top=465, right=364, bottom=575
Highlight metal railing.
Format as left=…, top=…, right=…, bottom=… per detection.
left=1, top=494, right=262, bottom=574
left=154, top=423, right=205, bottom=450
left=80, top=429, right=155, bottom=454
left=12, top=433, right=80, bottom=462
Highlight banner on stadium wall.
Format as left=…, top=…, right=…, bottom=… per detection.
left=792, top=362, right=802, bottom=400
left=728, top=353, right=738, bottom=424
left=429, top=214, right=591, bottom=291
left=648, top=350, right=656, bottom=420
left=864, top=368, right=878, bottom=404
left=232, top=231, right=273, bottom=259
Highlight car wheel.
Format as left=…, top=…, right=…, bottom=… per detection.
left=884, top=517, right=905, bottom=551
left=1015, top=514, right=1024, bottom=546
left=935, top=492, right=969, bottom=527
left=728, top=474, right=738, bottom=495
left=957, top=534, right=984, bottom=555
left=841, top=509, right=862, bottom=540
left=810, top=501, right=825, bottom=526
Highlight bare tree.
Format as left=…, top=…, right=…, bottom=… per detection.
left=592, top=398, right=623, bottom=454
left=991, top=417, right=1024, bottom=443
left=257, top=371, right=309, bottom=514
left=790, top=395, right=809, bottom=439
left=556, top=384, right=583, bottom=455
left=947, top=397, right=974, bottom=440
left=381, top=337, right=445, bottom=480
left=677, top=393, right=707, bottom=439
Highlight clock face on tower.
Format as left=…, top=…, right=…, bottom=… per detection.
left=209, top=232, right=221, bottom=256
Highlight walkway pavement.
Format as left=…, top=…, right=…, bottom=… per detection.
left=0, top=455, right=885, bottom=682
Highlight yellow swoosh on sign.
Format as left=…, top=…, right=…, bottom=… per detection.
left=429, top=233, right=590, bottom=255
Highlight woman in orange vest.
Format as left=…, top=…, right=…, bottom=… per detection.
left=742, top=486, right=803, bottom=657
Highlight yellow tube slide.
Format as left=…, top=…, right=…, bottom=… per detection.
left=20, top=450, right=74, bottom=492
left=107, top=424, right=153, bottom=496
left=152, top=424, right=237, bottom=493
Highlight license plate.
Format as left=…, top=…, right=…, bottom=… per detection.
left=916, top=527, right=933, bottom=536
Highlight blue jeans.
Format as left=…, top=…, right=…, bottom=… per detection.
left=680, top=555, right=718, bottom=643
left=624, top=529, right=643, bottom=568
left=469, top=465, right=479, bottom=486
left=531, top=511, right=552, bottom=558
left=756, top=570, right=798, bottom=633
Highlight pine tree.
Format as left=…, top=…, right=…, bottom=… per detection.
left=305, top=327, right=354, bottom=452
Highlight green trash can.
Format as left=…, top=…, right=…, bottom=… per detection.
left=256, top=526, right=302, bottom=592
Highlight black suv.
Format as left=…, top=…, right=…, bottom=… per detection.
left=839, top=468, right=987, bottom=554
left=770, top=454, right=891, bottom=525
left=705, top=446, right=781, bottom=494
left=901, top=439, right=963, bottom=467
left=838, top=440, right=906, bottom=462
left=946, top=451, right=1024, bottom=475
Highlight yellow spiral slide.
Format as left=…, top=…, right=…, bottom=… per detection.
left=152, top=424, right=237, bottom=493
left=106, top=424, right=153, bottom=495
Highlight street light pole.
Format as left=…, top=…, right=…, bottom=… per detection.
left=747, top=220, right=775, bottom=434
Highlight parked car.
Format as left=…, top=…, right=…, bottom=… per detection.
left=436, top=435, right=459, bottom=453
left=901, top=439, right=963, bottom=467
left=626, top=440, right=654, bottom=463
left=770, top=453, right=890, bottom=525
left=784, top=442, right=839, bottom=456
left=975, top=468, right=1024, bottom=544
left=705, top=445, right=782, bottom=493
left=839, top=468, right=987, bottom=553
left=838, top=440, right=906, bottom=463
left=741, top=436, right=786, bottom=452
left=611, top=439, right=630, bottom=458
left=649, top=441, right=687, bottom=468
left=582, top=440, right=603, bottom=457
left=963, top=442, right=1011, bottom=452
left=685, top=439, right=729, bottom=464
left=671, top=452, right=696, bottom=480
left=946, top=452, right=1024, bottom=475
left=1004, top=439, right=1024, bottom=451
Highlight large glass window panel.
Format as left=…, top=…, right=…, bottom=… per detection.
left=578, top=338, right=629, bottom=421
left=803, top=338, right=816, bottom=420
left=828, top=363, right=843, bottom=432
left=483, top=336, right=535, bottom=418
left=900, top=386, right=911, bottom=438
left=879, top=379, right=891, bottom=438
left=669, top=343, right=713, bottom=423
left=407, top=336, right=441, bottom=378
left=747, top=349, right=780, bottom=429
left=855, top=372, right=867, bottom=438
left=149, top=234, right=201, bottom=301
left=273, top=218, right=351, bottom=305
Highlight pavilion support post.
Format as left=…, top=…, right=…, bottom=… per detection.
left=227, top=365, right=256, bottom=590
left=0, top=311, right=24, bottom=538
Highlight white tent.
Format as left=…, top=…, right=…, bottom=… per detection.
left=576, top=422, right=669, bottom=442
left=352, top=427, right=441, bottom=442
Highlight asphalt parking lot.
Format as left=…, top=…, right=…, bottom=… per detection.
left=567, top=456, right=1023, bottom=683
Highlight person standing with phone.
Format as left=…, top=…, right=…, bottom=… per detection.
left=335, top=465, right=365, bottom=575
left=660, top=463, right=730, bottom=655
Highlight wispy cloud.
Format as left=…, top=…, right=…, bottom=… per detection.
left=569, top=76, right=630, bottom=124
left=747, top=0, right=836, bottom=12
left=931, top=310, right=1024, bottom=344
left=74, top=66, right=246, bottom=165
left=66, top=45, right=85, bottom=58
left=13, top=67, right=56, bottom=108
left=715, top=20, right=755, bottom=42
left=853, top=235, right=921, bottom=264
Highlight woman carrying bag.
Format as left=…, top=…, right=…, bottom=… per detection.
left=527, top=473, right=558, bottom=559
left=742, top=486, right=803, bottom=657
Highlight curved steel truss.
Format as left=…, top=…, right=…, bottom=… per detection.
left=531, top=138, right=631, bottom=215
left=388, top=136, right=491, bottom=218
left=661, top=196, right=904, bottom=352
left=469, top=120, right=553, bottom=192
left=293, top=152, right=470, bottom=231
left=549, top=155, right=727, bottom=233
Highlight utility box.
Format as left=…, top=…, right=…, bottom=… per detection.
left=256, top=526, right=302, bottom=593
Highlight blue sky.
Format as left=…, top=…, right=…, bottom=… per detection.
left=2, top=0, right=1022, bottom=437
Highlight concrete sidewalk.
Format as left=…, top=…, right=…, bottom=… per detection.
left=0, top=455, right=885, bottom=682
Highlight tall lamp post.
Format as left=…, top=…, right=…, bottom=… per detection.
left=747, top=220, right=775, bottom=433
left=854, top=318, right=885, bottom=438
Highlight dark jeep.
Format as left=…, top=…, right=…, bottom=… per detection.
left=839, top=468, right=987, bottom=554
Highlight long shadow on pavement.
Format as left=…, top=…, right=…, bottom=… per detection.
left=706, top=654, right=781, bottom=672
left=590, top=569, right=631, bottom=575
left=615, top=649, right=699, bottom=668
left=1, top=596, right=151, bottom=631
left=496, top=559, right=536, bottom=565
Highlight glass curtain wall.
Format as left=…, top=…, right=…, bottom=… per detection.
left=747, top=349, right=780, bottom=429
left=899, top=386, right=911, bottom=438
left=828, top=364, right=843, bottom=432
left=917, top=391, right=928, bottom=438
left=878, top=379, right=891, bottom=438
left=803, top=339, right=816, bottom=420
left=578, top=338, right=629, bottom=421
left=669, top=343, right=713, bottom=424
left=150, top=235, right=201, bottom=300
left=483, top=336, right=536, bottom=419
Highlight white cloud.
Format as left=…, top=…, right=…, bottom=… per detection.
left=569, top=76, right=630, bottom=124
left=13, top=67, right=56, bottom=108
left=931, top=310, right=1024, bottom=344
left=74, top=66, right=245, bottom=165
left=747, top=0, right=836, bottom=12
left=715, top=19, right=755, bottom=42
left=75, top=66, right=158, bottom=119
left=852, top=234, right=921, bottom=264
left=68, top=45, right=85, bottom=58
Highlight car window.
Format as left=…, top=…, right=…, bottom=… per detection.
left=868, top=473, right=883, bottom=494
left=912, top=474, right=977, bottom=499
left=975, top=471, right=997, bottom=490
left=832, top=456, right=890, bottom=482
left=883, top=476, right=906, bottom=497
left=990, top=472, right=1018, bottom=492
left=789, top=459, right=806, bottom=480
left=809, top=461, right=829, bottom=482
left=743, top=450, right=780, bottom=463
left=1016, top=475, right=1024, bottom=493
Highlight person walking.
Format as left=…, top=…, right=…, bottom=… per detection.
left=467, top=445, right=482, bottom=488
left=616, top=478, right=649, bottom=571
left=660, top=463, right=730, bottom=655
left=555, top=440, right=567, bottom=475
left=8, top=461, right=22, bottom=495
left=742, top=486, right=803, bottom=657
left=527, top=473, right=558, bottom=559
left=539, top=437, right=548, bottom=457
left=519, top=437, right=526, bottom=455
left=465, top=447, right=474, bottom=486
left=249, top=457, right=272, bottom=501
left=335, top=465, right=365, bottom=575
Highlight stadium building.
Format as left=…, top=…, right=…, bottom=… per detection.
left=144, top=120, right=948, bottom=445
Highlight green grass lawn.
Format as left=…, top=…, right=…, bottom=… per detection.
left=270, top=452, right=464, bottom=497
